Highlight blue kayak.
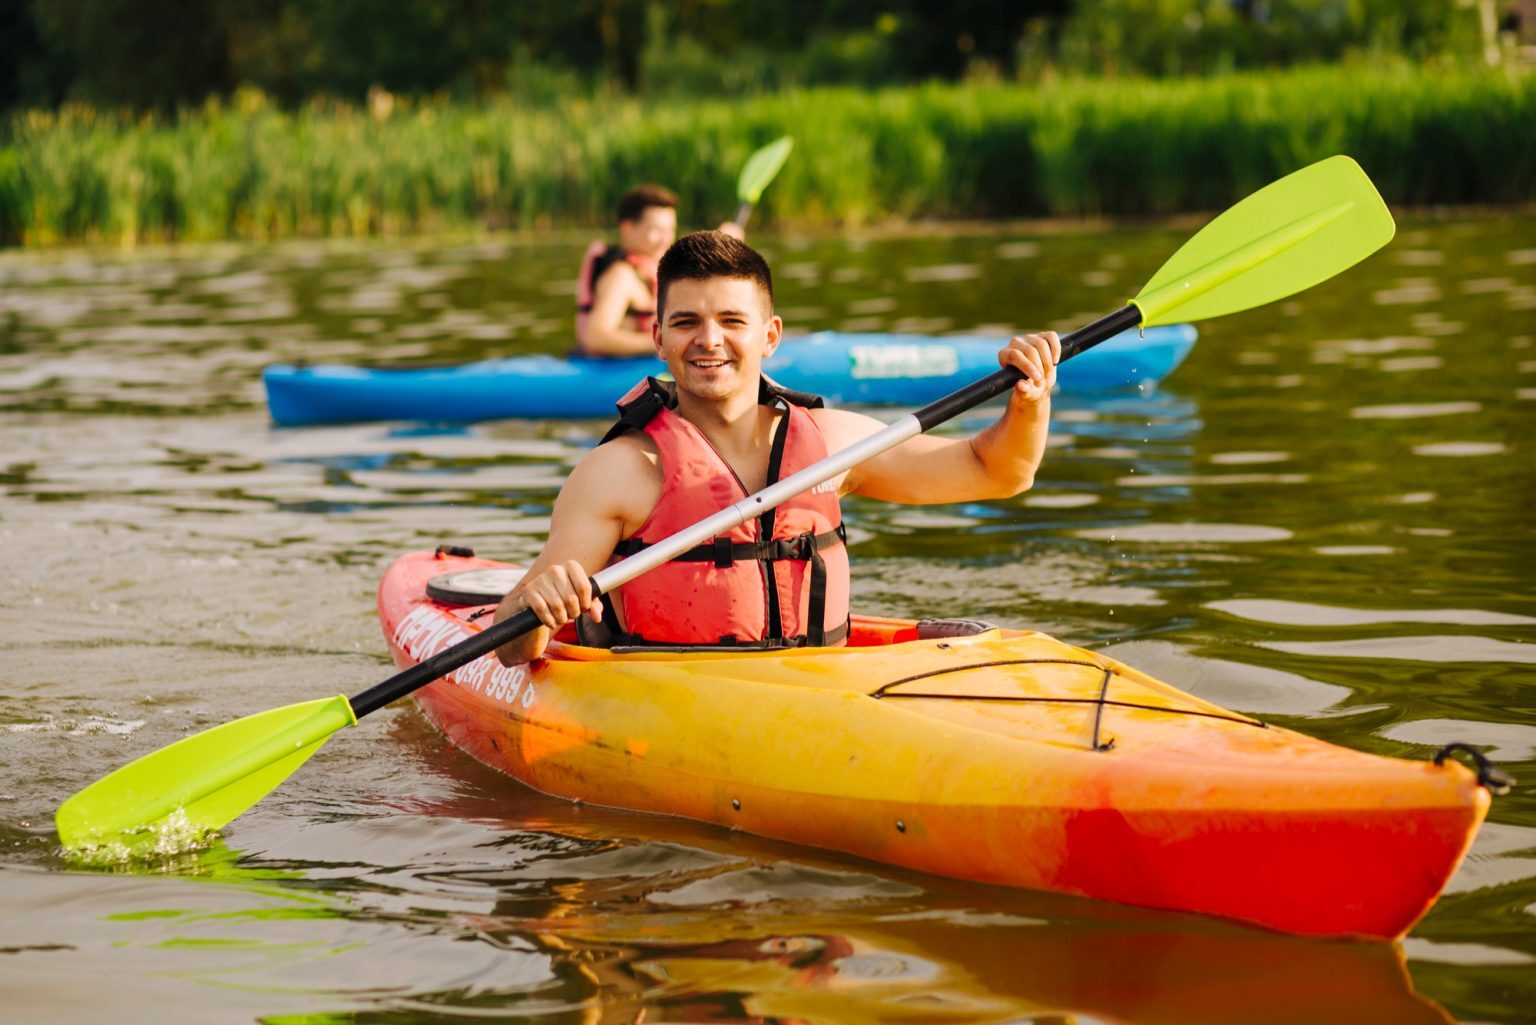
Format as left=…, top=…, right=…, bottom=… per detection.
left=263, top=325, right=1196, bottom=425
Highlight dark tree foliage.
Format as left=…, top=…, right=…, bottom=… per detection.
left=0, top=0, right=1486, bottom=113
left=29, top=0, right=236, bottom=110
left=660, top=0, right=1068, bottom=78
left=892, top=0, right=1072, bottom=78
left=1, top=0, right=72, bottom=110
left=234, top=0, right=524, bottom=102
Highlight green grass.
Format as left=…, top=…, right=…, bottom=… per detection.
left=3, top=64, right=1532, bottom=248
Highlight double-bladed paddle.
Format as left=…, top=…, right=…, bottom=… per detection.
left=57, top=155, right=1395, bottom=851
left=733, top=136, right=794, bottom=228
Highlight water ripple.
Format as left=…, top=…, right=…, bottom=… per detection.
left=1077, top=523, right=1292, bottom=543
left=1379, top=718, right=1536, bottom=760
left=1207, top=599, right=1536, bottom=628
left=1262, top=635, right=1536, bottom=664
left=1350, top=401, right=1482, bottom=419
left=649, top=864, right=923, bottom=907
left=1412, top=442, right=1508, bottom=457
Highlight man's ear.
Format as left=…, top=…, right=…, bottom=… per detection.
left=652, top=317, right=664, bottom=357
left=762, top=314, right=783, bottom=358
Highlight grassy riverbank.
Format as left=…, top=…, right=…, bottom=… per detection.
left=3, top=63, right=1532, bottom=247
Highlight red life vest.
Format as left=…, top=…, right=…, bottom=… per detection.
left=589, top=376, right=851, bottom=649
left=574, top=241, right=658, bottom=353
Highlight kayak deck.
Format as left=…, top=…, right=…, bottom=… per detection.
left=378, top=549, right=1489, bottom=939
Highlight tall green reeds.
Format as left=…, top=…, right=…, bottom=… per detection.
left=2, top=65, right=1532, bottom=248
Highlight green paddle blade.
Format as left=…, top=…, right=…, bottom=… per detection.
left=1132, top=155, right=1395, bottom=327
left=56, top=695, right=356, bottom=850
left=737, top=136, right=794, bottom=205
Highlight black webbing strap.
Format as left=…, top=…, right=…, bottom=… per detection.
left=761, top=399, right=793, bottom=640
left=576, top=245, right=626, bottom=314
left=598, top=376, right=674, bottom=444
left=599, top=376, right=824, bottom=446
left=612, top=525, right=845, bottom=565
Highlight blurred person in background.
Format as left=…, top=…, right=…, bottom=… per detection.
left=575, top=185, right=743, bottom=356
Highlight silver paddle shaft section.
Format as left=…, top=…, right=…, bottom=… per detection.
left=349, top=304, right=1139, bottom=718
left=591, top=414, right=921, bottom=593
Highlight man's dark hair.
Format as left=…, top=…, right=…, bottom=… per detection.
left=657, top=231, right=774, bottom=318
left=617, top=184, right=678, bottom=224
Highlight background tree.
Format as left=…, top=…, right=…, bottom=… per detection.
left=0, top=0, right=1497, bottom=113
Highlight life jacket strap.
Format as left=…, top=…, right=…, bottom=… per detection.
left=611, top=524, right=845, bottom=566
left=599, top=376, right=825, bottom=445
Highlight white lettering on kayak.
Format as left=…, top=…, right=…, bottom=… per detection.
left=848, top=344, right=961, bottom=380
left=392, top=605, right=537, bottom=708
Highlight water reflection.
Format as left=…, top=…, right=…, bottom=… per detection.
left=13, top=836, right=1463, bottom=1024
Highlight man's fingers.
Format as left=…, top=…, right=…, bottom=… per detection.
left=521, top=561, right=597, bottom=630
left=1040, top=330, right=1062, bottom=364
left=562, top=561, right=592, bottom=618
left=1000, top=333, right=1061, bottom=398
left=524, top=589, right=560, bottom=630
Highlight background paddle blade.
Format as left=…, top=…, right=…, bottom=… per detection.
left=737, top=136, right=794, bottom=204
left=1133, top=155, right=1395, bottom=326
left=56, top=695, right=356, bottom=850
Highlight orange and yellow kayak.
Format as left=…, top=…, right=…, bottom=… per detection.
left=379, top=549, right=1491, bottom=940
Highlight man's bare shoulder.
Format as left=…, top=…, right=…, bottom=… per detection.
left=808, top=405, right=884, bottom=449
left=560, top=431, right=661, bottom=530
left=593, top=257, right=645, bottom=294
left=569, top=431, right=657, bottom=482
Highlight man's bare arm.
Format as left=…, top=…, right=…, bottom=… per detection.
left=493, top=437, right=658, bottom=664
left=819, top=334, right=1060, bottom=504
left=582, top=264, right=657, bottom=356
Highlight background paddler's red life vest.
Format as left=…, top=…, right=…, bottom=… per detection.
left=574, top=241, right=658, bottom=353
left=588, top=376, right=851, bottom=649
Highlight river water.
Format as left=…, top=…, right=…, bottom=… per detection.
left=1, top=215, right=1533, bottom=1023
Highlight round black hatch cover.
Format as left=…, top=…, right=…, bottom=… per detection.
left=426, top=568, right=525, bottom=605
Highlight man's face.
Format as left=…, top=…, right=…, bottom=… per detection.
left=618, top=206, right=677, bottom=262
left=654, top=276, right=780, bottom=402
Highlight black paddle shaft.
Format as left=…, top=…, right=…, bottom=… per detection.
left=351, top=605, right=546, bottom=718
left=913, top=305, right=1142, bottom=430
left=350, top=303, right=1144, bottom=719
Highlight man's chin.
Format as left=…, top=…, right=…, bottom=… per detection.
left=678, top=367, right=744, bottom=397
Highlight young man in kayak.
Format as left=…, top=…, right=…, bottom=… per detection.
left=575, top=185, right=744, bottom=357
left=499, top=230, right=1059, bottom=663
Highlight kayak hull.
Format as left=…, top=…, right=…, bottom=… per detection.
left=378, top=550, right=1488, bottom=940
left=267, top=325, right=1195, bottom=425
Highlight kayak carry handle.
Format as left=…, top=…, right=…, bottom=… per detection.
left=1434, top=743, right=1515, bottom=795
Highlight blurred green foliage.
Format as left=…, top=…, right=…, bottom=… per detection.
left=0, top=0, right=1504, bottom=113
left=4, top=64, right=1531, bottom=247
